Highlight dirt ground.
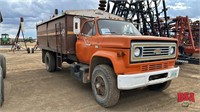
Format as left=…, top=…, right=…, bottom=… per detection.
left=0, top=49, right=200, bottom=112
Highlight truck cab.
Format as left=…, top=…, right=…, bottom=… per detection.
left=37, top=9, right=179, bottom=107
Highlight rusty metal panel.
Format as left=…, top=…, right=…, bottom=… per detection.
left=37, top=24, right=48, bottom=48
left=66, top=15, right=77, bottom=54
left=37, top=16, right=67, bottom=54
left=66, top=15, right=74, bottom=32
left=47, top=17, right=64, bottom=50
left=66, top=35, right=77, bottom=54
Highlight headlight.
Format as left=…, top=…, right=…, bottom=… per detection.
left=169, top=46, right=175, bottom=55
left=134, top=47, right=142, bottom=57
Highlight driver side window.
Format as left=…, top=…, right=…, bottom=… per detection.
left=81, top=21, right=96, bottom=36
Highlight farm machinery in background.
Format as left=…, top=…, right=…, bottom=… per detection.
left=1, top=34, right=11, bottom=45
left=11, top=17, right=37, bottom=53
left=0, top=12, right=11, bottom=45
left=169, top=17, right=200, bottom=64
left=98, top=0, right=200, bottom=64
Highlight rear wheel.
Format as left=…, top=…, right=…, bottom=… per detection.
left=45, top=52, right=56, bottom=72
left=91, top=65, right=120, bottom=107
left=147, top=81, right=171, bottom=91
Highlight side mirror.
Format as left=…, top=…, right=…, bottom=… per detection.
left=73, top=17, right=80, bottom=35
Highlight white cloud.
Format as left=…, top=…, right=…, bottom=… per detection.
left=168, top=2, right=191, bottom=10
left=0, top=0, right=199, bottom=38
left=0, top=0, right=98, bottom=38
left=191, top=16, right=200, bottom=21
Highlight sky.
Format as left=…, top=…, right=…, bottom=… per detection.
left=0, top=0, right=199, bottom=39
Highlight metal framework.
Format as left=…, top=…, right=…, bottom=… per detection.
left=104, top=0, right=169, bottom=37
left=171, top=16, right=199, bottom=55
left=11, top=17, right=28, bottom=52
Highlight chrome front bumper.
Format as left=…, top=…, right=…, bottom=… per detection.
left=117, top=67, right=180, bottom=90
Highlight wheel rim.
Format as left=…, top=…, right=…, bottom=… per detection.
left=94, top=76, right=106, bottom=97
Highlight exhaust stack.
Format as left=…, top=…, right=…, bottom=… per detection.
left=53, top=9, right=58, bottom=18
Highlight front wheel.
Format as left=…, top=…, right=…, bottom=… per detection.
left=147, top=81, right=171, bottom=91
left=91, top=65, right=120, bottom=107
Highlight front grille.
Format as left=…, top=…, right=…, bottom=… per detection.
left=143, top=46, right=169, bottom=57
left=131, top=42, right=176, bottom=62
left=141, top=63, right=168, bottom=72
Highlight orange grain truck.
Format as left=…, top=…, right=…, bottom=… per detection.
left=37, top=9, right=179, bottom=107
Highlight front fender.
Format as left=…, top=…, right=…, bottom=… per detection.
left=91, top=50, right=125, bottom=74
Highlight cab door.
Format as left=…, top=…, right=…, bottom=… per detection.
left=76, top=20, right=99, bottom=64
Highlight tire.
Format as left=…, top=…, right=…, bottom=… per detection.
left=91, top=65, right=120, bottom=107
left=147, top=81, right=171, bottom=91
left=45, top=52, right=56, bottom=72
left=31, top=48, right=34, bottom=53
left=0, top=54, right=6, bottom=79
left=0, top=67, right=4, bottom=106
left=27, top=47, right=30, bottom=54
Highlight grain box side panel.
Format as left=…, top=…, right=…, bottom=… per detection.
left=66, top=15, right=77, bottom=54
left=37, top=24, right=48, bottom=49
left=47, top=17, right=67, bottom=53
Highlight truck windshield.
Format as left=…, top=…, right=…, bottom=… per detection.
left=98, top=19, right=142, bottom=36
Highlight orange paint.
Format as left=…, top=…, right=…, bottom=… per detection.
left=76, top=18, right=178, bottom=80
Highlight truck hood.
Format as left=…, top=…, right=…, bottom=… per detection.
left=101, top=35, right=177, bottom=49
